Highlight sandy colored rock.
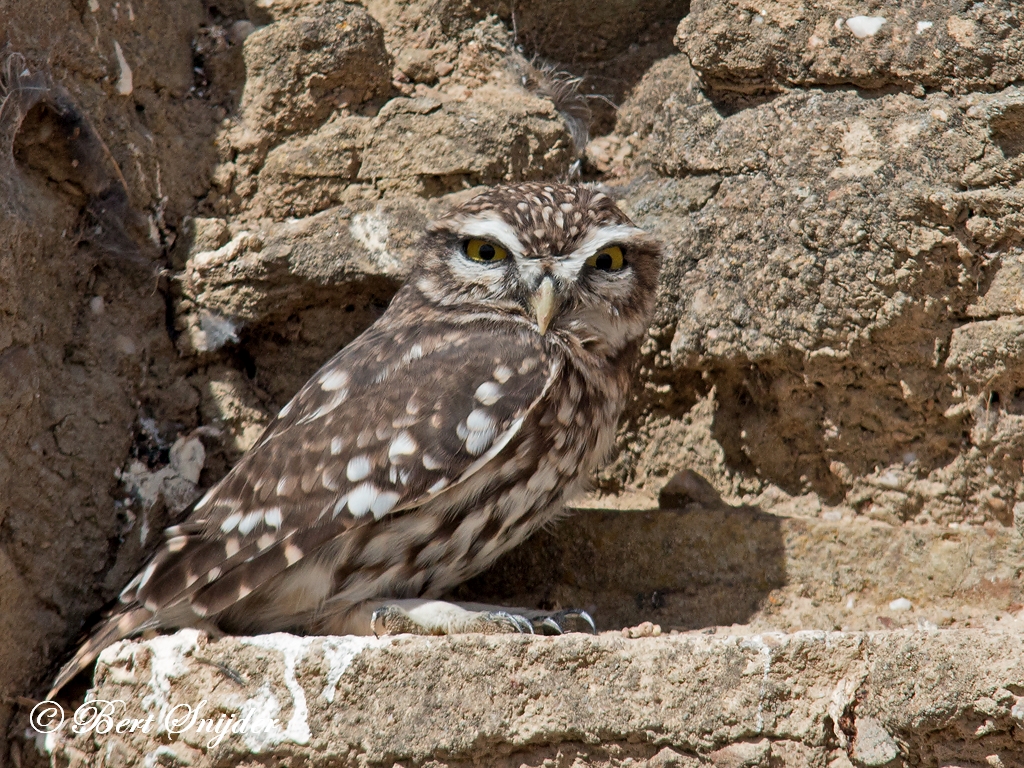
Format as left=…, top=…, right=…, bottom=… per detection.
left=678, top=0, right=1024, bottom=94
left=41, top=627, right=1024, bottom=768
left=237, top=1, right=392, bottom=135
left=359, top=90, right=573, bottom=191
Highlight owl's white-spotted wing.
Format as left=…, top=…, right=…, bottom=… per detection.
left=122, top=318, right=555, bottom=617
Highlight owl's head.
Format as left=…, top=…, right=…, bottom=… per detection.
left=411, top=183, right=661, bottom=355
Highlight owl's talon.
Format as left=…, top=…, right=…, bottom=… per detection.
left=479, top=611, right=534, bottom=634
left=550, top=609, right=597, bottom=635
left=533, top=616, right=563, bottom=635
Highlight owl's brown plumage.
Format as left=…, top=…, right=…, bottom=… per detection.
left=50, top=183, right=661, bottom=697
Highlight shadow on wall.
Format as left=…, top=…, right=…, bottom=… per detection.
left=454, top=499, right=786, bottom=631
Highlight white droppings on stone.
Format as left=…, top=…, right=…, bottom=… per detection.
left=113, top=41, right=133, bottom=94
left=846, top=15, right=885, bottom=38
left=240, top=634, right=312, bottom=750
left=320, top=636, right=392, bottom=703
left=371, top=490, right=401, bottom=518
left=221, top=512, right=242, bottom=533
left=195, top=310, right=239, bottom=352
left=347, top=482, right=378, bottom=517
left=916, top=20, right=933, bottom=34
left=889, top=597, right=913, bottom=612
left=320, top=369, right=349, bottom=392
left=122, top=629, right=201, bottom=734
left=167, top=436, right=205, bottom=483
left=237, top=510, right=264, bottom=536
left=474, top=381, right=502, bottom=405
left=1012, top=701, right=1024, bottom=722
left=346, top=455, right=372, bottom=482
left=388, top=431, right=417, bottom=461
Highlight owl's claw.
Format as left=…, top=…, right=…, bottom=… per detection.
left=533, top=616, right=564, bottom=635
left=531, top=609, right=597, bottom=635
left=482, top=611, right=535, bottom=634
left=558, top=609, right=597, bottom=634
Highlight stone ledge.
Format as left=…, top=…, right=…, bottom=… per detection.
left=44, top=628, right=1024, bottom=768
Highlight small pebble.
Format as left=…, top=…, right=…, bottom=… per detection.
left=90, top=296, right=105, bottom=314
left=889, top=597, right=913, bottom=612
left=622, top=621, right=662, bottom=638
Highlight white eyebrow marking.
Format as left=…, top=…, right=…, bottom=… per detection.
left=555, top=224, right=647, bottom=278
left=445, top=213, right=526, bottom=256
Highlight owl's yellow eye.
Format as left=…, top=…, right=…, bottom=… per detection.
left=464, top=239, right=508, bottom=263
left=586, top=245, right=625, bottom=272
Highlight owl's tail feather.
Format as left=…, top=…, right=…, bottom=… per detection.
left=47, top=607, right=151, bottom=700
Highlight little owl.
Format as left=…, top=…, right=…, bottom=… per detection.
left=50, top=182, right=661, bottom=697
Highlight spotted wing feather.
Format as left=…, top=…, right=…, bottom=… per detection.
left=126, top=316, right=553, bottom=620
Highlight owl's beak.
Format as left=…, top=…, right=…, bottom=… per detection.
left=532, top=276, right=557, bottom=335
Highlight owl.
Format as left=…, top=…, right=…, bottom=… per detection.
left=49, top=182, right=661, bottom=697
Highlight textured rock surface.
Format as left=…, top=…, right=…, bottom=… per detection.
left=3, top=0, right=1024, bottom=764
left=43, top=627, right=1024, bottom=768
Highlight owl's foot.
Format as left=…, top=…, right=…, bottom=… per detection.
left=453, top=602, right=596, bottom=635
left=364, top=599, right=595, bottom=637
